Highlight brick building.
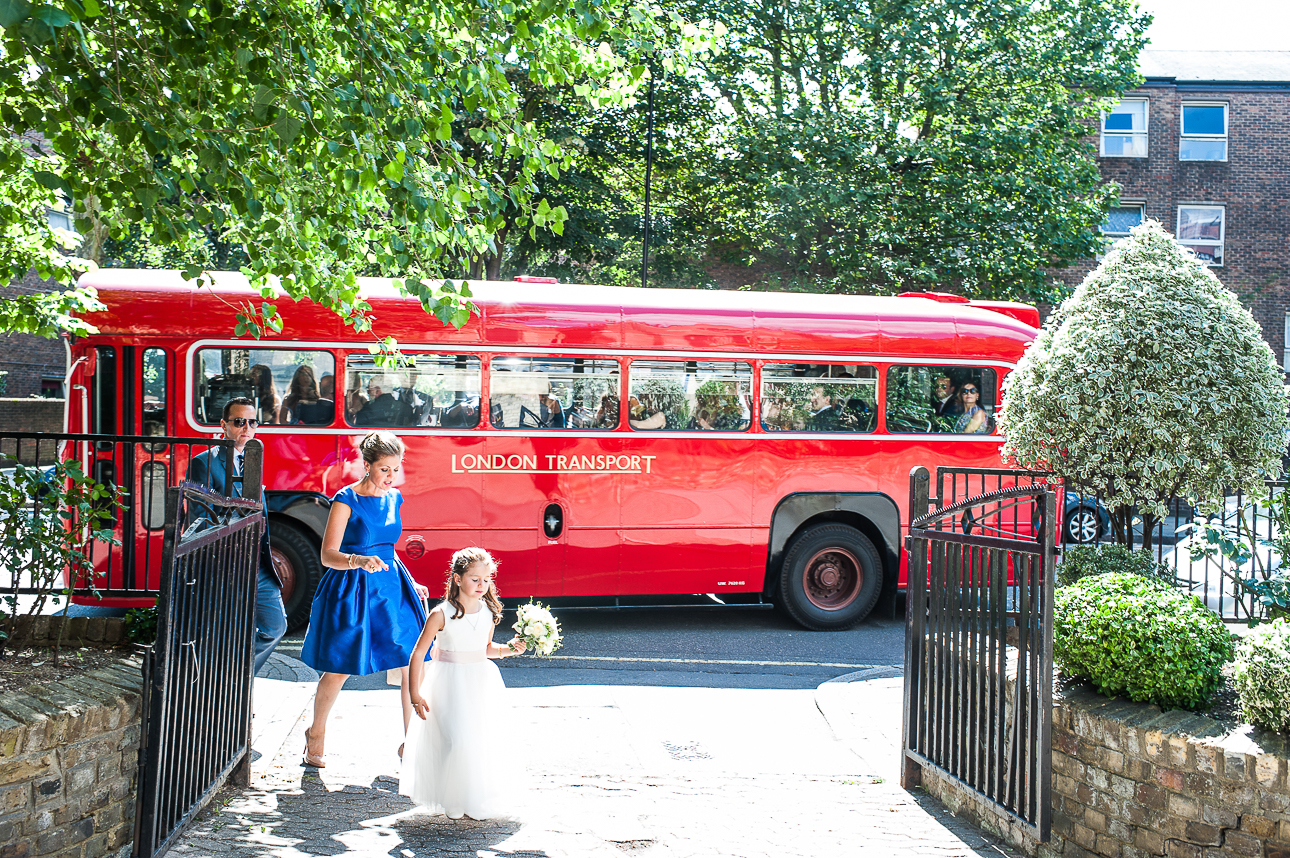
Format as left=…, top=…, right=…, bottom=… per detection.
left=0, top=270, right=68, bottom=398
left=1081, top=49, right=1290, bottom=366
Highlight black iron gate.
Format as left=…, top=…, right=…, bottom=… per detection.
left=133, top=444, right=265, bottom=858
left=901, top=466, right=1056, bottom=841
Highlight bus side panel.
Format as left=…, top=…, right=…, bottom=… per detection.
left=373, top=435, right=485, bottom=590
left=265, top=433, right=337, bottom=493
left=559, top=528, right=620, bottom=596
left=618, top=438, right=757, bottom=594
left=619, top=528, right=756, bottom=595
left=479, top=437, right=624, bottom=597
left=864, top=437, right=1016, bottom=589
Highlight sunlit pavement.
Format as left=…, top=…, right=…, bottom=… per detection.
left=166, top=655, right=1016, bottom=858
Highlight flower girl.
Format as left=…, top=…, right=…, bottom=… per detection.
left=399, top=547, right=525, bottom=819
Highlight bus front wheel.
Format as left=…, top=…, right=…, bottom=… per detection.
left=779, top=524, right=882, bottom=631
left=270, top=521, right=323, bottom=633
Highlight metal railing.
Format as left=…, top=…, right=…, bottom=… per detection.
left=0, top=432, right=248, bottom=599
left=902, top=466, right=1055, bottom=842
left=133, top=475, right=264, bottom=858
left=1061, top=477, right=1288, bottom=623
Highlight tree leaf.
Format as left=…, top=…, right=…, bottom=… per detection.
left=0, top=0, right=32, bottom=27
left=273, top=111, right=304, bottom=147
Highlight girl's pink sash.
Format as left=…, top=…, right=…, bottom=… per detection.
left=434, top=648, right=486, bottom=664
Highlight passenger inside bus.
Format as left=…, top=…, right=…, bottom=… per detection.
left=592, top=395, right=619, bottom=428
left=279, top=365, right=334, bottom=425
left=628, top=393, right=667, bottom=430
left=519, top=382, right=566, bottom=428
left=248, top=364, right=279, bottom=426
left=439, top=394, right=480, bottom=428
left=353, top=374, right=414, bottom=427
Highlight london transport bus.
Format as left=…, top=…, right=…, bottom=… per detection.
left=65, top=269, right=1040, bottom=631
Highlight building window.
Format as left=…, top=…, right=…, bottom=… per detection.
left=1177, top=205, right=1225, bottom=267
left=1100, top=99, right=1148, bottom=157
left=1180, top=102, right=1228, bottom=161
left=46, top=207, right=76, bottom=233
left=1284, top=314, right=1290, bottom=372
left=1101, top=204, right=1145, bottom=238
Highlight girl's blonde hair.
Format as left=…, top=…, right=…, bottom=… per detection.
left=445, top=547, right=503, bottom=625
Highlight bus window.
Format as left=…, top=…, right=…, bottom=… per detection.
left=345, top=353, right=481, bottom=428
left=627, top=360, right=752, bottom=431
left=194, top=348, right=336, bottom=426
left=761, top=364, right=876, bottom=433
left=489, top=357, right=619, bottom=430
left=885, top=366, right=999, bottom=434
left=92, top=346, right=116, bottom=435
left=142, top=347, right=167, bottom=437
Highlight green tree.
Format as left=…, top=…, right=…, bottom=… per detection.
left=0, top=0, right=715, bottom=346
left=998, top=221, right=1290, bottom=550
left=675, top=0, right=1149, bottom=302
left=499, top=70, right=720, bottom=289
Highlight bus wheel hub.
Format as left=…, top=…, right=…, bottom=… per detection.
left=803, top=549, right=860, bottom=609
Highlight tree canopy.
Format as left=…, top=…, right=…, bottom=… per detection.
left=0, top=0, right=716, bottom=345
left=998, top=221, right=1289, bottom=548
left=673, top=0, right=1150, bottom=302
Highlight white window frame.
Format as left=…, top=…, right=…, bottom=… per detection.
left=1179, top=101, right=1229, bottom=162
left=1283, top=313, right=1290, bottom=372
left=1101, top=202, right=1146, bottom=238
left=1176, top=204, right=1225, bottom=268
left=1100, top=98, right=1149, bottom=158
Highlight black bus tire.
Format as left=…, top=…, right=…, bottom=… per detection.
left=779, top=524, right=883, bottom=631
left=270, top=521, right=322, bottom=633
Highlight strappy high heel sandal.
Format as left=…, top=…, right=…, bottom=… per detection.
left=302, top=728, right=326, bottom=768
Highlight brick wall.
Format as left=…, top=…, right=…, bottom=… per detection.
left=921, top=678, right=1290, bottom=858
left=0, top=657, right=141, bottom=858
left=0, top=272, right=68, bottom=398
left=0, top=398, right=64, bottom=434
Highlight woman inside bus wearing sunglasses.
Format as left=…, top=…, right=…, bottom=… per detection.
left=952, top=383, right=991, bottom=434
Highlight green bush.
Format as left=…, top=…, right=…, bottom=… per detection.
left=1231, top=619, right=1290, bottom=732
left=1054, top=573, right=1234, bottom=709
left=1058, top=544, right=1175, bottom=588
left=124, top=605, right=158, bottom=646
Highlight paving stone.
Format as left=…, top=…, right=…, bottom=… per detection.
left=162, top=662, right=1015, bottom=857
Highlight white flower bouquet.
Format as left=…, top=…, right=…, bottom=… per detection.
left=511, top=601, right=562, bottom=656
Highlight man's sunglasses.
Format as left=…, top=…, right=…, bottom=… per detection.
left=226, top=417, right=259, bottom=428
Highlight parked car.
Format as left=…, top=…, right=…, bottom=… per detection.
left=1064, top=491, right=1111, bottom=545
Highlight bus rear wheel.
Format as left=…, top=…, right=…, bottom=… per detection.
left=779, top=524, right=882, bottom=631
left=270, top=521, right=322, bottom=633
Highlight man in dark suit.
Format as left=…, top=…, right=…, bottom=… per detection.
left=353, top=375, right=414, bottom=426
left=932, top=374, right=962, bottom=417
left=187, top=396, right=286, bottom=674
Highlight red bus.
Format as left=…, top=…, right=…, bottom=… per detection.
left=66, top=269, right=1039, bottom=630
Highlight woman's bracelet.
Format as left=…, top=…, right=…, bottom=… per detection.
left=347, top=553, right=355, bottom=569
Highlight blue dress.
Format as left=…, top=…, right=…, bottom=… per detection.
left=300, top=486, right=429, bottom=675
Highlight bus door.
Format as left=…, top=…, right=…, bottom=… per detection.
left=82, top=344, right=173, bottom=593
left=81, top=343, right=126, bottom=591
left=618, top=360, right=757, bottom=596
left=131, top=346, right=173, bottom=590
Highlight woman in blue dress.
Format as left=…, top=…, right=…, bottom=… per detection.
left=300, top=431, right=430, bottom=766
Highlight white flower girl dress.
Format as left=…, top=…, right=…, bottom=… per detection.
left=399, top=601, right=510, bottom=819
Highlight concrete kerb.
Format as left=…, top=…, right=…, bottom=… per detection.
left=814, top=665, right=907, bottom=783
